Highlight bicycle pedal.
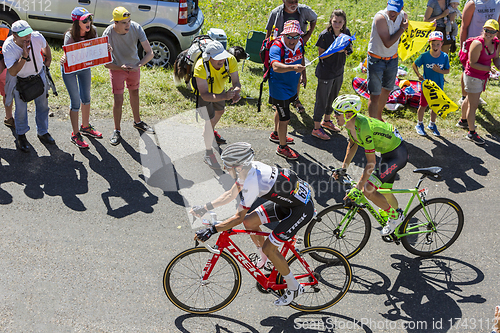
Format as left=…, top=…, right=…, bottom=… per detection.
left=381, top=235, right=394, bottom=243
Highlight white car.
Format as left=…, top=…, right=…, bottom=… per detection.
left=0, top=0, right=204, bottom=67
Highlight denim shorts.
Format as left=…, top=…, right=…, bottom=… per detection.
left=367, top=55, right=398, bottom=95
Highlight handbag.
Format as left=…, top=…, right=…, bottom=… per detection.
left=16, top=42, right=45, bottom=103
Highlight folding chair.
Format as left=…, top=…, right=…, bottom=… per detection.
left=242, top=30, right=266, bottom=70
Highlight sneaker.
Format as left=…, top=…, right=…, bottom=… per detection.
left=269, top=131, right=294, bottom=144
left=415, top=123, right=427, bottom=136
left=479, top=97, right=487, bottom=106
left=204, top=153, right=221, bottom=169
left=457, top=96, right=465, bottom=106
left=427, top=123, right=441, bottom=136
left=321, top=120, right=341, bottom=132
left=380, top=209, right=405, bottom=236
left=456, top=119, right=468, bottom=129
left=71, top=132, right=89, bottom=149
left=311, top=128, right=330, bottom=140
left=80, top=124, right=103, bottom=138
left=466, top=132, right=485, bottom=145
left=133, top=121, right=155, bottom=134
left=276, top=145, right=299, bottom=160
left=110, top=130, right=122, bottom=146
left=4, top=117, right=15, bottom=128
left=274, top=285, right=305, bottom=306
left=214, top=130, right=227, bottom=144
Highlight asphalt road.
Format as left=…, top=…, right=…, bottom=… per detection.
left=0, top=111, right=499, bottom=333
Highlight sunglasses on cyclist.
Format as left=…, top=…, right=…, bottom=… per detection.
left=285, top=34, right=301, bottom=40
left=334, top=111, right=343, bottom=116
left=82, top=17, right=92, bottom=24
left=484, top=28, right=498, bottom=34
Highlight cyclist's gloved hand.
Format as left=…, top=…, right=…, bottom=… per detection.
left=347, top=187, right=363, bottom=203
left=191, top=205, right=207, bottom=217
left=332, top=168, right=347, bottom=180
left=195, top=225, right=218, bottom=242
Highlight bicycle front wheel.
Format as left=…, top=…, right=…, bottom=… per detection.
left=304, top=204, right=371, bottom=260
left=163, top=247, right=242, bottom=314
left=400, top=198, right=464, bottom=257
left=277, top=247, right=352, bottom=312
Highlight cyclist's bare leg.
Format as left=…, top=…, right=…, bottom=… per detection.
left=382, top=192, right=398, bottom=209
left=243, top=211, right=265, bottom=247
left=262, top=239, right=290, bottom=276
left=362, top=183, right=391, bottom=210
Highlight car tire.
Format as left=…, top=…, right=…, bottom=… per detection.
left=0, top=11, right=17, bottom=28
left=140, top=33, right=178, bottom=68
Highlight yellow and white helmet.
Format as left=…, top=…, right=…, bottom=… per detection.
left=332, top=95, right=362, bottom=114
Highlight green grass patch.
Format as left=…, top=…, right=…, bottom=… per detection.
left=43, top=0, right=500, bottom=138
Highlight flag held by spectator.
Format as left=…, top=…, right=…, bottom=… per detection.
left=319, top=33, right=356, bottom=59
left=422, top=79, right=458, bottom=119
left=398, top=21, right=435, bottom=61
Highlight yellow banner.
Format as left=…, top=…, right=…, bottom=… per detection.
left=398, top=21, right=435, bottom=61
left=422, top=79, right=458, bottom=119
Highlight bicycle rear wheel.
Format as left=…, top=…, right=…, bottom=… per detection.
left=400, top=198, right=464, bottom=257
left=163, top=247, right=242, bottom=314
left=277, top=247, right=352, bottom=312
left=304, top=204, right=371, bottom=260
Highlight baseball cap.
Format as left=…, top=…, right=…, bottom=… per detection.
left=111, top=7, right=131, bottom=22
left=484, top=19, right=499, bottom=31
left=387, top=0, right=404, bottom=13
left=428, top=31, right=443, bottom=41
left=71, top=7, right=92, bottom=21
left=281, top=20, right=304, bottom=36
left=202, top=40, right=231, bottom=61
left=11, top=20, right=33, bottom=37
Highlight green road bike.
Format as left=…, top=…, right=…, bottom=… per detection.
left=304, top=167, right=464, bottom=259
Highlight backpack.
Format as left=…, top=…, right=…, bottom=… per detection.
left=173, top=34, right=231, bottom=108
left=458, top=36, right=500, bottom=67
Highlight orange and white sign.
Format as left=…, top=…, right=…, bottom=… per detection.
left=63, top=36, right=111, bottom=74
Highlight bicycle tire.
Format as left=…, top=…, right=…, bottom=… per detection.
left=163, top=247, right=242, bottom=314
left=400, top=198, right=464, bottom=257
left=276, top=247, right=352, bottom=312
left=304, top=204, right=371, bottom=260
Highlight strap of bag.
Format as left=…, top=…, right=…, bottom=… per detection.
left=30, top=42, right=39, bottom=74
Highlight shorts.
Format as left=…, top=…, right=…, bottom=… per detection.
left=435, top=26, right=453, bottom=46
left=368, top=141, right=408, bottom=189
left=463, top=74, right=485, bottom=94
left=419, top=92, right=428, bottom=107
left=269, top=94, right=298, bottom=122
left=367, top=55, right=398, bottom=95
left=110, top=69, right=140, bottom=94
left=197, top=97, right=225, bottom=120
left=0, top=67, right=6, bottom=97
left=255, top=200, right=315, bottom=246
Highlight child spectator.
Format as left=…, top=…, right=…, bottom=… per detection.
left=311, top=9, right=351, bottom=140
left=445, top=0, right=461, bottom=51
left=61, top=7, right=102, bottom=149
left=412, top=31, right=450, bottom=136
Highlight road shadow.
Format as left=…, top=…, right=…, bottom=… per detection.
left=405, top=138, right=487, bottom=193
left=261, top=312, right=373, bottom=332
left=381, top=254, right=485, bottom=332
left=81, top=138, right=158, bottom=218
left=0, top=143, right=88, bottom=210
left=174, top=313, right=260, bottom=333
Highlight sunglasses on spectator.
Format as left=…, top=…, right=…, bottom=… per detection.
left=484, top=28, right=498, bottom=34
left=82, top=17, right=92, bottom=24
left=285, top=35, right=300, bottom=40
left=286, top=0, right=299, bottom=4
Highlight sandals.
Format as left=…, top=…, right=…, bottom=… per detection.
left=292, top=99, right=306, bottom=114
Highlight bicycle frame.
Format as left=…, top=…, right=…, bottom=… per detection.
left=200, top=229, right=318, bottom=292
left=336, top=175, right=436, bottom=239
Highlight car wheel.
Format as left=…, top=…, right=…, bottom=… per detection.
left=0, top=12, right=17, bottom=28
left=140, top=33, right=178, bottom=68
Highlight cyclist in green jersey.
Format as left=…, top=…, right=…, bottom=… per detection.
left=332, top=95, right=408, bottom=235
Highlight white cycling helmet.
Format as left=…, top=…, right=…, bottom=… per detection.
left=220, top=142, right=255, bottom=168
left=333, top=95, right=362, bottom=114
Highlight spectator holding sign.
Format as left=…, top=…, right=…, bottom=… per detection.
left=311, top=9, right=351, bottom=140
left=366, top=0, right=408, bottom=121
left=103, top=6, right=154, bottom=146
left=412, top=31, right=450, bottom=137
left=61, top=7, right=102, bottom=149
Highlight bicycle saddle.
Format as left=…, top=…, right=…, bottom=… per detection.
left=413, top=167, right=442, bottom=179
